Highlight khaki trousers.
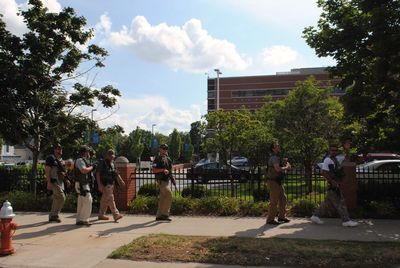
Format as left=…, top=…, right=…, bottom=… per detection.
left=76, top=193, right=92, bottom=222
left=49, top=183, right=65, bottom=219
left=266, top=180, right=287, bottom=222
left=156, top=180, right=172, bottom=217
left=314, top=189, right=350, bottom=222
left=99, top=184, right=119, bottom=217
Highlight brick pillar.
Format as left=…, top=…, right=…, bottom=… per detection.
left=114, top=156, right=136, bottom=211
left=340, top=161, right=357, bottom=210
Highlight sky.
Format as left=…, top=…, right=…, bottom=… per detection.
left=1, top=0, right=335, bottom=134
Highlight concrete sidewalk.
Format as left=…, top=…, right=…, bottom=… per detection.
left=0, top=213, right=399, bottom=268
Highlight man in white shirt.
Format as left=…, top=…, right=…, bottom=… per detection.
left=75, top=145, right=94, bottom=226
left=310, top=143, right=359, bottom=227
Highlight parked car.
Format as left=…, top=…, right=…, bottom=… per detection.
left=364, top=153, right=400, bottom=163
left=356, top=160, right=400, bottom=179
left=228, top=156, right=249, bottom=169
left=195, top=158, right=210, bottom=167
left=193, top=162, right=250, bottom=183
left=356, top=160, right=400, bottom=204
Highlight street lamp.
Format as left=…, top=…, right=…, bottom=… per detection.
left=90, top=109, right=97, bottom=144
left=214, top=69, right=222, bottom=110
left=152, top=124, right=156, bottom=136
left=91, top=109, right=97, bottom=122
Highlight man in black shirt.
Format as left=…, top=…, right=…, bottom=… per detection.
left=96, top=149, right=125, bottom=222
left=152, top=144, right=176, bottom=221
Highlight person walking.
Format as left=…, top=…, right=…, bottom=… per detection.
left=265, top=142, right=291, bottom=225
left=74, top=145, right=95, bottom=226
left=46, top=144, right=70, bottom=223
left=310, top=143, right=359, bottom=227
left=96, top=149, right=125, bottom=222
left=152, top=144, right=176, bottom=221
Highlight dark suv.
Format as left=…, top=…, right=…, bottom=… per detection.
left=192, top=162, right=249, bottom=183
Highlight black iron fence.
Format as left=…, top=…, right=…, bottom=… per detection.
left=135, top=167, right=328, bottom=203
left=1, top=166, right=399, bottom=206
left=135, top=166, right=400, bottom=205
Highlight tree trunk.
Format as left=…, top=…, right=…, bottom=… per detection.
left=30, top=150, right=40, bottom=196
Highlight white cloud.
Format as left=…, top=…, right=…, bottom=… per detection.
left=228, top=0, right=322, bottom=30
left=95, top=13, right=112, bottom=34
left=39, top=0, right=61, bottom=13
left=0, top=0, right=61, bottom=35
left=0, top=0, right=27, bottom=35
left=104, top=15, right=250, bottom=73
left=95, top=95, right=203, bottom=134
left=261, top=45, right=299, bottom=67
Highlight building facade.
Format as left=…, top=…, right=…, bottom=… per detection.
left=207, top=67, right=343, bottom=112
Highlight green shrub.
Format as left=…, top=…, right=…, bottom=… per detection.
left=252, top=184, right=269, bottom=202
left=363, top=201, right=399, bottom=219
left=194, top=196, right=239, bottom=216
left=137, top=183, right=159, bottom=197
left=291, top=199, right=316, bottom=217
left=171, top=196, right=194, bottom=215
left=63, top=194, right=77, bottom=212
left=0, top=191, right=49, bottom=211
left=127, top=196, right=158, bottom=214
left=181, top=185, right=207, bottom=198
left=239, top=201, right=268, bottom=216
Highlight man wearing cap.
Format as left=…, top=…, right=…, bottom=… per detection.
left=74, top=145, right=94, bottom=226
left=152, top=144, right=175, bottom=221
left=96, top=149, right=125, bottom=222
left=46, top=144, right=70, bottom=223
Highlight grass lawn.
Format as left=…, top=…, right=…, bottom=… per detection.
left=109, top=234, right=400, bottom=267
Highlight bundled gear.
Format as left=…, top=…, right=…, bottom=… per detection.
left=74, top=157, right=93, bottom=196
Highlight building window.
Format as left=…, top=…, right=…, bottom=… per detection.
left=231, top=88, right=290, bottom=98
left=6, top=145, right=9, bottom=153
left=208, top=99, right=215, bottom=110
left=208, top=91, right=216, bottom=98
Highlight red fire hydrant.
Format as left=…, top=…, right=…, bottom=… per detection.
left=0, top=200, right=17, bottom=256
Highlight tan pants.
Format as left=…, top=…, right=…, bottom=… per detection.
left=314, top=189, right=350, bottom=222
left=76, top=193, right=92, bottom=222
left=99, top=184, right=119, bottom=218
left=266, top=180, right=287, bottom=222
left=156, top=180, right=172, bottom=217
left=49, top=183, right=65, bottom=219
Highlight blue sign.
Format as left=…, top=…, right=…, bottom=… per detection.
left=151, top=138, right=158, bottom=149
left=183, top=143, right=189, bottom=153
left=91, top=132, right=100, bottom=144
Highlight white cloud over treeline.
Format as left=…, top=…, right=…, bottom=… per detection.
left=97, top=14, right=250, bottom=73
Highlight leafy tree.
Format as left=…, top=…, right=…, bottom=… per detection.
left=181, top=134, right=194, bottom=163
left=240, top=110, right=272, bottom=169
left=259, top=77, right=344, bottom=192
left=169, top=129, right=182, bottom=162
left=204, top=109, right=254, bottom=166
left=303, top=0, right=400, bottom=152
left=0, top=1, right=120, bottom=194
left=93, top=125, right=124, bottom=160
left=189, top=121, right=205, bottom=156
left=126, top=127, right=144, bottom=163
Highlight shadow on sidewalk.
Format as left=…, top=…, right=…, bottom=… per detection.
left=13, top=222, right=79, bottom=240
left=95, top=220, right=164, bottom=236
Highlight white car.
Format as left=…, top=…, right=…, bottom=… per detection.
left=356, top=160, right=400, bottom=180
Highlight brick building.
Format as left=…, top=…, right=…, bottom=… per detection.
left=207, top=67, right=343, bottom=112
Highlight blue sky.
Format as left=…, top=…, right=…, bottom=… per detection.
left=2, top=0, right=335, bottom=134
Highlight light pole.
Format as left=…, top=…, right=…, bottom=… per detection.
left=91, top=109, right=97, bottom=122
left=90, top=109, right=97, bottom=144
left=214, top=69, right=222, bottom=110
left=152, top=124, right=156, bottom=136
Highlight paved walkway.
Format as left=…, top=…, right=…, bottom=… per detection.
left=0, top=213, right=399, bottom=268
